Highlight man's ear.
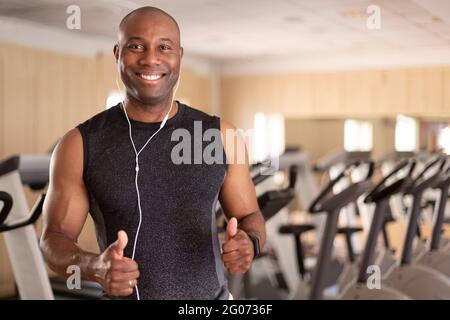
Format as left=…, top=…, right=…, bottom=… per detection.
left=179, top=46, right=184, bottom=60
left=113, top=44, right=119, bottom=63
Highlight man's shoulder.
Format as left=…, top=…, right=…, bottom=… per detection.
left=181, top=103, right=239, bottom=134
left=77, top=105, right=118, bottom=132
left=182, top=102, right=218, bottom=122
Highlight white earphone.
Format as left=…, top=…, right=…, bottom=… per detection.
left=121, top=74, right=181, bottom=300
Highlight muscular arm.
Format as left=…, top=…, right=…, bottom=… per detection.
left=40, top=129, right=101, bottom=281
left=219, top=120, right=266, bottom=250
left=41, top=129, right=139, bottom=296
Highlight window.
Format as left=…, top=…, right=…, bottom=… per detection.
left=106, top=90, right=125, bottom=109
left=395, top=115, right=417, bottom=152
left=253, top=112, right=285, bottom=162
left=344, top=119, right=373, bottom=152
left=438, top=126, right=450, bottom=155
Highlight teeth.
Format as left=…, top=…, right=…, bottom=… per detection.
left=139, top=73, right=162, bottom=81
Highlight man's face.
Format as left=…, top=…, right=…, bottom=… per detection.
left=115, top=12, right=183, bottom=105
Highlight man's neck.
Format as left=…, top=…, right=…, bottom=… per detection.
left=123, top=96, right=178, bottom=123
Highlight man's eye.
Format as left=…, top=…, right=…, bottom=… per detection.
left=160, top=44, right=171, bottom=51
left=128, top=44, right=143, bottom=50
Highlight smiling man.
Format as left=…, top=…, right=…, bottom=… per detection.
left=40, top=6, right=266, bottom=300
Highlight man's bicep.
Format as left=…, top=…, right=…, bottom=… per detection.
left=42, top=129, right=89, bottom=242
left=219, top=163, right=259, bottom=220
left=219, top=119, right=259, bottom=219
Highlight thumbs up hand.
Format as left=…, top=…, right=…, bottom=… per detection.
left=107, top=230, right=128, bottom=259
left=226, top=216, right=238, bottom=241
left=221, top=218, right=255, bottom=274
left=93, top=230, right=140, bottom=297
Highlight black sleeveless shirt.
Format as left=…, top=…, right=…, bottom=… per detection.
left=77, top=102, right=229, bottom=299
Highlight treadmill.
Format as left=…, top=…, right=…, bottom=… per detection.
left=224, top=163, right=299, bottom=299
left=0, top=154, right=104, bottom=299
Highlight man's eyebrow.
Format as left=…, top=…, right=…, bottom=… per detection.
left=159, top=38, right=175, bottom=44
left=125, top=36, right=144, bottom=41
left=124, top=36, right=175, bottom=44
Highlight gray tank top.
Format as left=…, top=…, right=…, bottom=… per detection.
left=77, top=102, right=229, bottom=299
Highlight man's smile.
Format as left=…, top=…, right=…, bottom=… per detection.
left=135, top=72, right=166, bottom=83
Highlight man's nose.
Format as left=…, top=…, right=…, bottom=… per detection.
left=139, top=47, right=161, bottom=66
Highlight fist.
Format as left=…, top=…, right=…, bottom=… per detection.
left=221, top=218, right=254, bottom=274
left=94, top=230, right=140, bottom=296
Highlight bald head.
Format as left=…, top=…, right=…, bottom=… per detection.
left=118, top=6, right=180, bottom=43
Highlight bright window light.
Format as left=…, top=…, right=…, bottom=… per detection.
left=268, top=113, right=285, bottom=158
left=106, top=90, right=125, bottom=109
left=344, top=119, right=373, bottom=152
left=253, top=112, right=285, bottom=162
left=253, top=113, right=268, bottom=162
left=395, top=115, right=417, bottom=152
left=438, top=126, right=450, bottom=155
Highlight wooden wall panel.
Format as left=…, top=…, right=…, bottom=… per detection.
left=285, top=118, right=344, bottom=162
left=407, top=68, right=426, bottom=114
left=312, top=72, right=342, bottom=116
left=281, top=74, right=313, bottom=117
left=95, top=53, right=117, bottom=110
left=34, top=51, right=66, bottom=152
left=0, top=45, right=101, bottom=155
left=442, top=68, right=450, bottom=113
left=178, top=67, right=213, bottom=113
left=424, top=68, right=444, bottom=115
left=221, top=66, right=450, bottom=124
left=372, top=70, right=407, bottom=115
left=444, top=68, right=450, bottom=113
left=2, top=44, right=37, bottom=154
left=64, top=56, right=100, bottom=129
left=406, top=67, right=444, bottom=115
left=342, top=71, right=369, bottom=116
left=221, top=76, right=261, bottom=130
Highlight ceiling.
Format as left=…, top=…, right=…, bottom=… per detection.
left=1, top=0, right=450, bottom=64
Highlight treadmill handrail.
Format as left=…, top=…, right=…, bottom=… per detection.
left=257, top=165, right=298, bottom=221
left=414, top=155, right=443, bottom=181
left=0, top=156, right=20, bottom=176
left=309, top=160, right=374, bottom=213
left=435, top=165, right=450, bottom=189
left=0, top=191, right=14, bottom=226
left=252, top=171, right=273, bottom=185
left=313, top=149, right=347, bottom=172
left=365, top=159, right=416, bottom=203
left=405, top=156, right=447, bottom=194
left=0, top=194, right=45, bottom=232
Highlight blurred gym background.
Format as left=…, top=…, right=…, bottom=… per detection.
left=1, top=0, right=450, bottom=299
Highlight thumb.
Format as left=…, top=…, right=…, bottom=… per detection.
left=108, top=230, right=128, bottom=258
left=226, top=217, right=238, bottom=241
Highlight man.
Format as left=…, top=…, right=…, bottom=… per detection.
left=40, top=6, right=265, bottom=300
